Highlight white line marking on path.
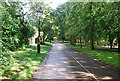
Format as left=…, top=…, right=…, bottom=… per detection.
left=68, top=53, right=99, bottom=81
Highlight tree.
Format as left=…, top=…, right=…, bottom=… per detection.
left=51, top=2, right=120, bottom=51
left=1, top=2, right=36, bottom=51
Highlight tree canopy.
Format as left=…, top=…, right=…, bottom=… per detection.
left=1, top=1, right=120, bottom=52
left=50, top=2, right=120, bottom=51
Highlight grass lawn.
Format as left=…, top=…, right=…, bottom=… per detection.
left=64, top=43, right=120, bottom=68
left=1, top=42, right=51, bottom=80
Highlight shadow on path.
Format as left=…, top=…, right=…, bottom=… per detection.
left=30, top=43, right=119, bottom=80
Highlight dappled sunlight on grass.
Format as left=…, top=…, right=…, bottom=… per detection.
left=1, top=42, right=51, bottom=80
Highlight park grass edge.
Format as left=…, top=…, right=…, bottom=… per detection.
left=64, top=43, right=120, bottom=69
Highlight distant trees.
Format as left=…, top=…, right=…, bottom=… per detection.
left=51, top=2, right=120, bottom=51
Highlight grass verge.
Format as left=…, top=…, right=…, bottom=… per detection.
left=64, top=43, right=120, bottom=68
left=1, top=42, right=51, bottom=80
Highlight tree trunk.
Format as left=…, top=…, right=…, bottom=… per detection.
left=118, top=32, right=120, bottom=52
left=109, top=36, right=113, bottom=49
left=110, top=41, right=113, bottom=49
left=70, top=36, right=72, bottom=45
left=108, top=32, right=114, bottom=49
left=89, top=2, right=94, bottom=50
left=72, top=38, right=76, bottom=46
left=90, top=36, right=94, bottom=50
left=70, top=36, right=76, bottom=46
left=80, top=38, right=82, bottom=48
left=73, top=39, right=76, bottom=46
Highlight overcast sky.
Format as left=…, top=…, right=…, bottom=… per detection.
left=46, top=0, right=69, bottom=9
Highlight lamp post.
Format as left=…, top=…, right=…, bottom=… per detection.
left=37, top=8, right=43, bottom=53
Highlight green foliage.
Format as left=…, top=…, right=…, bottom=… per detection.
left=2, top=7, right=20, bottom=51
left=1, top=2, right=36, bottom=52
left=1, top=42, right=51, bottom=80
left=52, top=2, right=120, bottom=51
left=28, top=2, right=54, bottom=42
left=1, top=1, right=120, bottom=51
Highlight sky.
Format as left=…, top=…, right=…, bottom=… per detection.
left=19, top=0, right=68, bottom=9
left=21, top=0, right=69, bottom=15
left=46, top=0, right=69, bottom=9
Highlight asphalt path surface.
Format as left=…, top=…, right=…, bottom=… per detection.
left=31, top=43, right=119, bottom=81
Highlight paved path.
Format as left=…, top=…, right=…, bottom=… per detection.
left=31, top=43, right=119, bottom=80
